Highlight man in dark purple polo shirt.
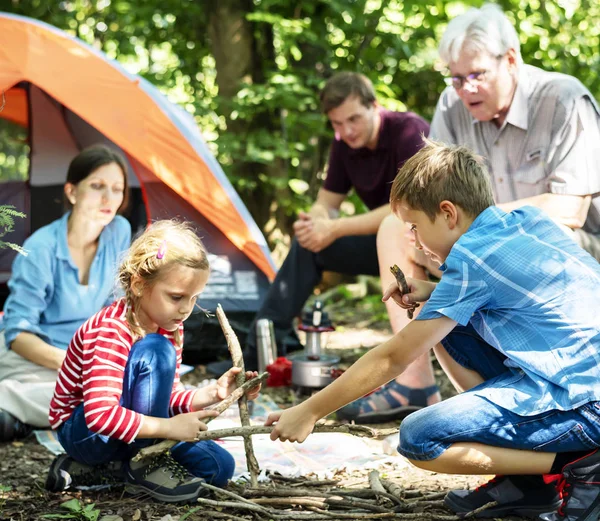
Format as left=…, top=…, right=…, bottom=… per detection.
left=209, top=73, right=439, bottom=423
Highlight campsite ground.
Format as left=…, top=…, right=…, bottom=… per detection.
left=0, top=301, right=529, bottom=521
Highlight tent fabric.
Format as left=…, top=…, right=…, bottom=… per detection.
left=1, top=87, right=27, bottom=127
left=0, top=12, right=276, bottom=281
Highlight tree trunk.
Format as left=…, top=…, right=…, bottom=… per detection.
left=207, top=0, right=291, bottom=239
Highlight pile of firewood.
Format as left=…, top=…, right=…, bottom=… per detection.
left=180, top=469, right=496, bottom=520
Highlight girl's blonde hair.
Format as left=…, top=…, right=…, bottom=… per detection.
left=117, top=220, right=209, bottom=344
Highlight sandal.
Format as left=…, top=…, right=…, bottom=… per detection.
left=336, top=381, right=439, bottom=424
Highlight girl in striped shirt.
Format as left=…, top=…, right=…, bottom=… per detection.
left=47, top=220, right=260, bottom=503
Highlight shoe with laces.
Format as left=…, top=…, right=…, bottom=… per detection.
left=45, top=454, right=125, bottom=492
left=125, top=451, right=208, bottom=503
left=0, top=409, right=33, bottom=442
left=539, top=450, right=600, bottom=521
left=444, top=474, right=561, bottom=518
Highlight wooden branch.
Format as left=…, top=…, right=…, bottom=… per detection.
left=132, top=372, right=267, bottom=461
left=390, top=264, right=419, bottom=319
left=368, top=470, right=387, bottom=504
left=216, top=303, right=260, bottom=488
left=193, top=423, right=398, bottom=442
left=381, top=479, right=405, bottom=502
left=464, top=501, right=498, bottom=519
left=204, top=371, right=269, bottom=414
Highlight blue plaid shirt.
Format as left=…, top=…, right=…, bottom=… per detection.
left=418, top=206, right=600, bottom=415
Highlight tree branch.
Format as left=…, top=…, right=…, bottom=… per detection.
left=193, top=423, right=398, bottom=442
left=216, top=303, right=261, bottom=487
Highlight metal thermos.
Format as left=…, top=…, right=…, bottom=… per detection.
left=256, top=319, right=277, bottom=373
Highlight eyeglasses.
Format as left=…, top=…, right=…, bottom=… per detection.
left=444, top=54, right=506, bottom=90
left=444, top=70, right=488, bottom=90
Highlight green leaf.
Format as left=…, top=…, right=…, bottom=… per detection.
left=60, top=499, right=83, bottom=513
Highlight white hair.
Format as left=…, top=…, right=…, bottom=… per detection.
left=439, top=3, right=522, bottom=65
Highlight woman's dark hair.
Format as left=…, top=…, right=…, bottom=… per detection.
left=65, top=144, right=130, bottom=213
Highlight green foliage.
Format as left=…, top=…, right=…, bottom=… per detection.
left=5, top=0, right=600, bottom=236
left=0, top=119, right=30, bottom=182
left=0, top=484, right=11, bottom=514
left=41, top=499, right=100, bottom=521
left=0, top=205, right=27, bottom=255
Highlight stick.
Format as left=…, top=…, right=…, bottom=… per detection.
left=192, top=424, right=398, bottom=442
left=381, top=479, right=405, bottom=502
left=389, top=264, right=419, bottom=319
left=216, top=303, right=260, bottom=488
left=368, top=470, right=387, bottom=501
left=132, top=372, right=267, bottom=461
left=464, top=501, right=498, bottom=518
left=204, top=372, right=268, bottom=414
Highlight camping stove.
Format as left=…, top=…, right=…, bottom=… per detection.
left=289, top=300, right=339, bottom=389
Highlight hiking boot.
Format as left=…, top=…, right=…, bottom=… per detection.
left=125, top=451, right=208, bottom=503
left=539, top=450, right=600, bottom=520
left=45, top=454, right=125, bottom=491
left=444, top=474, right=561, bottom=518
left=0, top=409, right=33, bottom=442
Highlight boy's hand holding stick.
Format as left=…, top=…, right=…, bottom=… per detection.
left=389, top=264, right=419, bottom=319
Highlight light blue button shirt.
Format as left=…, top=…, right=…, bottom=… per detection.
left=2, top=213, right=131, bottom=350
left=418, top=206, right=600, bottom=415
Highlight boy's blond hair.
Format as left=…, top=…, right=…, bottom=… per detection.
left=390, top=138, right=495, bottom=220
left=117, top=220, right=209, bottom=345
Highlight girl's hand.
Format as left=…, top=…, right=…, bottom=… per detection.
left=216, top=367, right=262, bottom=401
left=168, top=410, right=219, bottom=442
left=383, top=277, right=435, bottom=309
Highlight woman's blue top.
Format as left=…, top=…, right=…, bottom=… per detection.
left=2, top=213, right=131, bottom=350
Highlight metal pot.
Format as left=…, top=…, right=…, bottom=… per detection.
left=289, top=353, right=340, bottom=388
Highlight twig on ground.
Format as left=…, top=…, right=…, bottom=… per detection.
left=463, top=500, right=498, bottom=518
left=217, top=304, right=260, bottom=488
left=381, top=478, right=405, bottom=502
left=368, top=469, right=387, bottom=504
left=407, top=491, right=447, bottom=502
left=200, top=482, right=258, bottom=506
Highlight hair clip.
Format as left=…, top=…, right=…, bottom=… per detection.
left=157, top=240, right=167, bottom=260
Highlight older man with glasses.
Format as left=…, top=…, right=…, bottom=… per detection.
left=432, top=3, right=600, bottom=261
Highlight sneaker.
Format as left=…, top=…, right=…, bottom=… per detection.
left=444, top=475, right=561, bottom=518
left=0, top=409, right=33, bottom=442
left=45, top=454, right=125, bottom=492
left=125, top=451, right=207, bottom=503
left=539, top=450, right=600, bottom=520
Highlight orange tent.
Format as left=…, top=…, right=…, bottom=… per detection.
left=0, top=13, right=276, bottom=313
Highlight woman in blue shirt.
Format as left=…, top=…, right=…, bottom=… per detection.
left=0, top=145, right=132, bottom=441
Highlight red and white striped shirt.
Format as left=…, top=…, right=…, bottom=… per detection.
left=49, top=299, right=197, bottom=444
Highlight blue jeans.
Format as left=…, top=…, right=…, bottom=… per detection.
left=398, top=323, right=600, bottom=461
left=57, top=334, right=235, bottom=487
